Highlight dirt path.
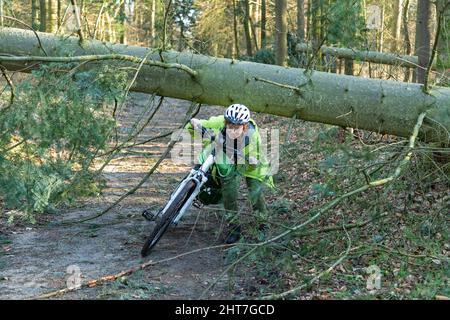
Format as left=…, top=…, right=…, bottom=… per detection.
left=0, top=94, right=243, bottom=299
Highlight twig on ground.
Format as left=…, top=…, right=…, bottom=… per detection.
left=263, top=212, right=352, bottom=299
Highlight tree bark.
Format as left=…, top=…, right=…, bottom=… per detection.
left=436, top=0, right=450, bottom=83
left=39, top=0, right=47, bottom=32
left=93, top=1, right=106, bottom=39
left=0, top=27, right=449, bottom=143
left=392, top=0, right=403, bottom=52
left=150, top=0, right=156, bottom=44
left=70, top=0, right=83, bottom=42
left=0, top=0, right=3, bottom=27
left=260, top=0, right=266, bottom=48
left=47, top=0, right=58, bottom=33
left=105, top=11, right=113, bottom=42
left=305, top=0, right=310, bottom=41
left=32, top=0, right=38, bottom=29
left=57, top=0, right=61, bottom=28
left=233, top=0, right=240, bottom=58
left=297, top=0, right=305, bottom=42
left=402, top=0, right=412, bottom=82
left=378, top=3, right=385, bottom=52
left=296, top=43, right=422, bottom=68
left=119, top=0, right=126, bottom=45
left=243, top=0, right=253, bottom=56
left=310, top=0, right=320, bottom=46
left=344, top=59, right=353, bottom=76
left=252, top=0, right=260, bottom=50
left=275, top=0, right=288, bottom=66
left=414, top=0, right=432, bottom=84
left=249, top=15, right=259, bottom=51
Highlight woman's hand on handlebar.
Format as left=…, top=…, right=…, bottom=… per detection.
left=249, top=156, right=259, bottom=166
left=190, top=118, right=202, bottom=131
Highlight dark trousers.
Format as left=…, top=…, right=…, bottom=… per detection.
left=219, top=170, right=268, bottom=226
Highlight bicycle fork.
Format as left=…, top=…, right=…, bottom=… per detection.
left=144, top=154, right=215, bottom=224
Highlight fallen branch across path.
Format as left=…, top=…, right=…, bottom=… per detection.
left=1, top=27, right=448, bottom=142
left=28, top=243, right=235, bottom=300
left=0, top=54, right=198, bottom=77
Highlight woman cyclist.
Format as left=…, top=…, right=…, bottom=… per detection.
left=185, top=104, right=275, bottom=243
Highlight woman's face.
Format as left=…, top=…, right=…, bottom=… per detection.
left=226, top=123, right=244, bottom=139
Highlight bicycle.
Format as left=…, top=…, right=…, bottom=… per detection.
left=141, top=126, right=225, bottom=257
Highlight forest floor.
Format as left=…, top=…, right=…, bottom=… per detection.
left=0, top=92, right=449, bottom=300
left=0, top=94, right=247, bottom=299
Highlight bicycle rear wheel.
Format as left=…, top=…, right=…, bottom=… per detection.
left=141, top=180, right=196, bottom=257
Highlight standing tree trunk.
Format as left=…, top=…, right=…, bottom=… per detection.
left=32, top=0, right=38, bottom=29
left=93, top=1, right=106, bottom=39
left=39, top=0, right=47, bottom=32
left=344, top=59, right=354, bottom=75
left=378, top=2, right=385, bottom=52
left=414, top=0, right=432, bottom=84
left=70, top=0, right=84, bottom=42
left=105, top=11, right=114, bottom=42
left=119, top=0, right=126, bottom=44
left=233, top=0, right=240, bottom=58
left=275, top=0, right=288, bottom=66
left=100, top=12, right=105, bottom=40
left=437, top=0, right=450, bottom=76
left=391, top=0, right=403, bottom=52
left=178, top=24, right=185, bottom=52
left=0, top=0, right=3, bottom=27
left=403, top=0, right=412, bottom=82
left=297, top=0, right=305, bottom=42
left=150, top=0, right=156, bottom=46
left=305, top=0, right=310, bottom=41
left=437, top=3, right=450, bottom=69
left=260, top=0, right=266, bottom=48
left=252, top=0, right=260, bottom=50
left=310, top=0, right=321, bottom=46
left=47, top=0, right=58, bottom=33
left=250, top=17, right=259, bottom=52
left=57, top=0, right=61, bottom=29
left=243, top=0, right=253, bottom=56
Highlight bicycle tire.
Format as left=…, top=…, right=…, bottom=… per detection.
left=141, top=180, right=196, bottom=257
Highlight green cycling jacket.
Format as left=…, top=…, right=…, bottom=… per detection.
left=185, top=115, right=275, bottom=189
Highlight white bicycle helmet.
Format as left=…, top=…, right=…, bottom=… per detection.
left=224, top=104, right=250, bottom=124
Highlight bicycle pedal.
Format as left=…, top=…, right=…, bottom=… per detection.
left=142, top=209, right=158, bottom=222
left=192, top=198, right=204, bottom=209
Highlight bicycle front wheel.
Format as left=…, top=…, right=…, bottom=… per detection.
left=141, top=180, right=196, bottom=257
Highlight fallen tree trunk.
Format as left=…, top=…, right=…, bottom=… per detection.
left=0, top=27, right=449, bottom=143
left=295, top=43, right=421, bottom=68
